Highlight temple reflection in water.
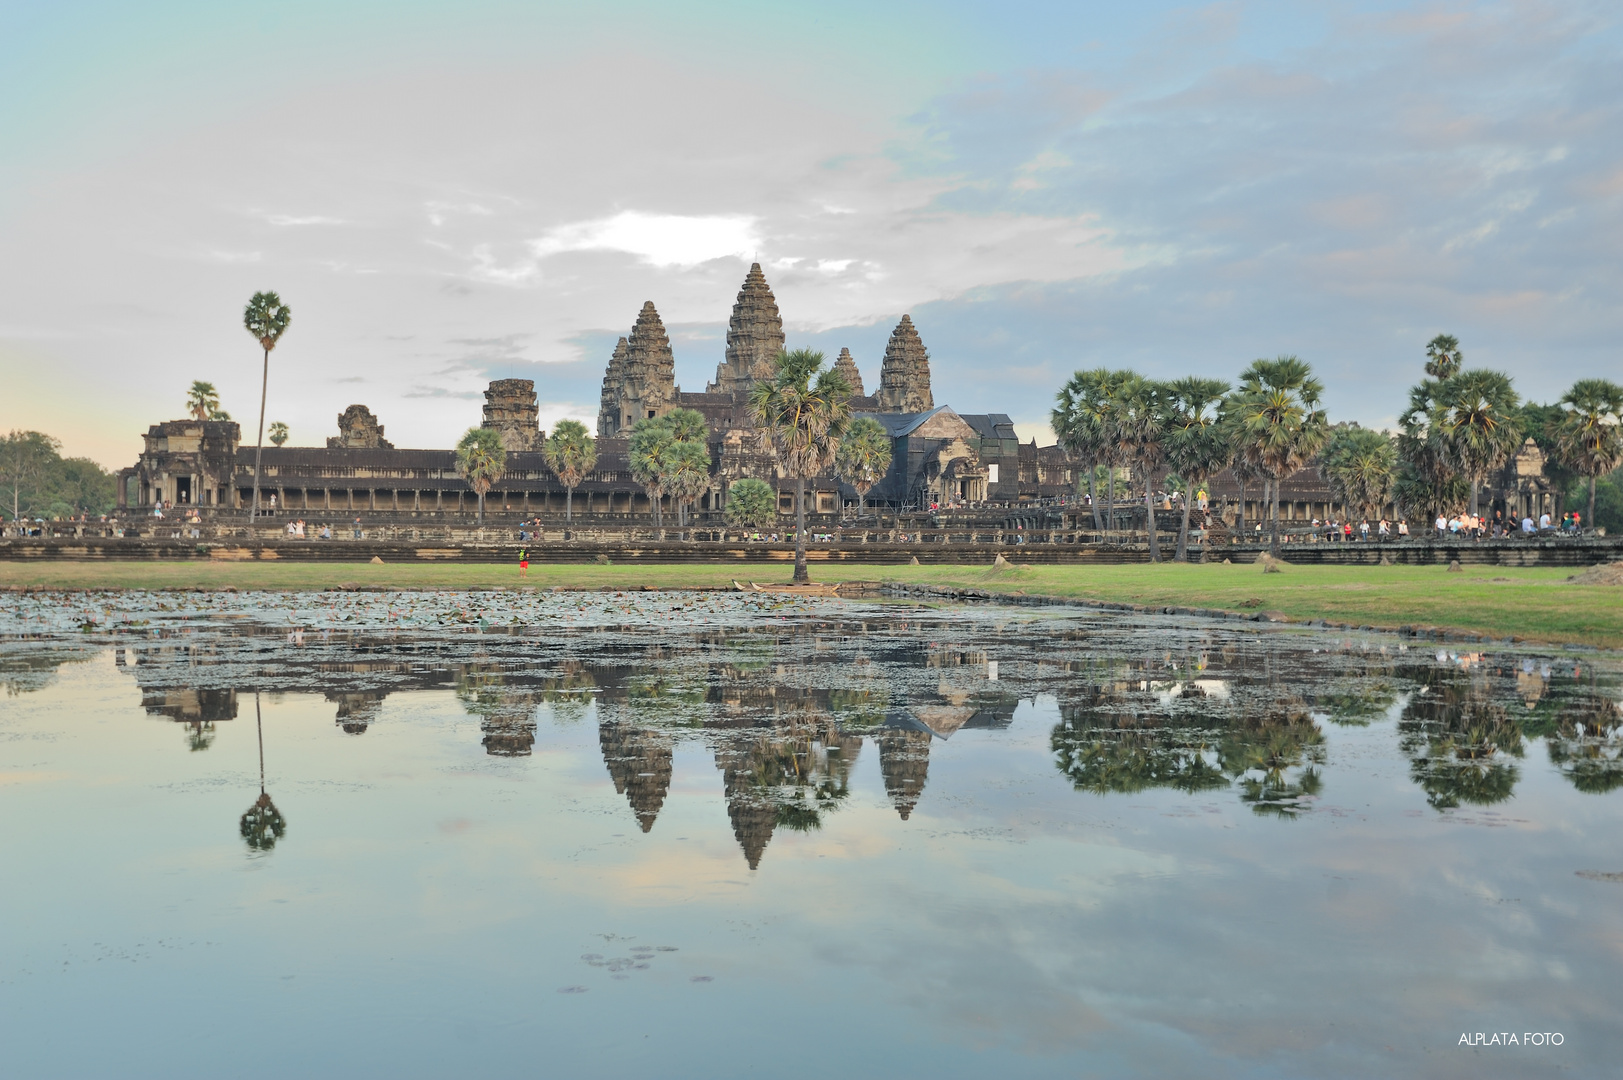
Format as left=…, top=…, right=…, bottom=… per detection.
left=4, top=606, right=1612, bottom=868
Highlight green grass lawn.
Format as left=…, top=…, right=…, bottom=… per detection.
left=1, top=558, right=1617, bottom=649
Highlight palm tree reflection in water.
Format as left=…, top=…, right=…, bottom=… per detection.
left=240, top=692, right=287, bottom=851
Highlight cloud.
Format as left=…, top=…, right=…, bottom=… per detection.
left=530, top=211, right=761, bottom=269
left=262, top=214, right=346, bottom=227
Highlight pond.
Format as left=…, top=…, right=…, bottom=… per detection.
left=2, top=589, right=1620, bottom=1079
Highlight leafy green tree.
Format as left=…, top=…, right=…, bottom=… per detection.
left=242, top=292, right=292, bottom=519
left=1438, top=369, right=1521, bottom=516
left=724, top=477, right=777, bottom=531
left=186, top=380, right=222, bottom=421
left=267, top=421, right=289, bottom=447
left=1396, top=377, right=1468, bottom=519
left=1553, top=379, right=1623, bottom=528
left=834, top=416, right=892, bottom=517
left=749, top=349, right=852, bottom=583
left=1230, top=356, right=1329, bottom=554
left=454, top=426, right=507, bottom=523
left=666, top=438, right=712, bottom=532
left=628, top=416, right=676, bottom=533
left=542, top=419, right=597, bottom=522
left=1319, top=425, right=1397, bottom=521
left=1164, top=376, right=1231, bottom=561
left=0, top=430, right=59, bottom=522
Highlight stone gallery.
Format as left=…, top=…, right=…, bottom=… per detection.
left=118, top=264, right=1074, bottom=519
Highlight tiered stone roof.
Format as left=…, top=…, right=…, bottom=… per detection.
left=831, top=348, right=865, bottom=397
left=599, top=722, right=674, bottom=833
left=328, top=404, right=394, bottom=450
left=876, top=727, right=932, bottom=820
left=625, top=301, right=675, bottom=398
left=708, top=262, right=785, bottom=395
left=875, top=315, right=933, bottom=413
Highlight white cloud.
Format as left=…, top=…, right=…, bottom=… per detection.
left=530, top=211, right=760, bottom=268
left=262, top=214, right=346, bottom=227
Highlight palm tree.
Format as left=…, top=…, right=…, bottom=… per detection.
left=1554, top=379, right=1623, bottom=528
left=628, top=416, right=676, bottom=534
left=1424, top=334, right=1463, bottom=380
left=240, top=692, right=287, bottom=851
left=750, top=349, right=852, bottom=583
left=1319, top=425, right=1397, bottom=520
left=1116, top=376, right=1173, bottom=562
left=1164, top=376, right=1232, bottom=561
left=186, top=380, right=221, bottom=421
left=1438, top=369, right=1522, bottom=516
left=542, top=419, right=597, bottom=523
left=666, top=439, right=712, bottom=533
left=1052, top=369, right=1131, bottom=532
left=1231, top=356, right=1330, bottom=555
left=1395, top=378, right=1467, bottom=520
left=724, top=477, right=777, bottom=533
left=267, top=421, right=289, bottom=447
left=454, top=427, right=507, bottom=523
left=834, top=416, right=892, bottom=518
left=242, top=292, right=292, bottom=519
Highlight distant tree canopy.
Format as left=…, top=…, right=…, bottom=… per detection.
left=0, top=431, right=116, bottom=520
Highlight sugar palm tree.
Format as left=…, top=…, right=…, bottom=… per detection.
left=267, top=421, right=289, bottom=447
left=1116, top=376, right=1173, bottom=562
left=1554, top=378, right=1623, bottom=528
left=454, top=427, right=507, bottom=523
left=1231, top=356, right=1330, bottom=555
left=186, top=380, right=221, bottom=421
left=628, top=416, right=676, bottom=535
left=542, top=419, right=597, bottom=522
left=242, top=292, right=292, bottom=519
left=666, top=438, right=712, bottom=533
left=1052, top=368, right=1131, bottom=532
left=724, top=477, right=777, bottom=532
left=1319, top=425, right=1397, bottom=521
left=1438, top=369, right=1521, bottom=516
left=240, top=692, right=287, bottom=851
left=1395, top=378, right=1467, bottom=520
left=1424, top=334, right=1463, bottom=380
left=834, top=416, right=892, bottom=518
left=1164, top=376, right=1231, bottom=561
left=750, top=349, right=852, bottom=583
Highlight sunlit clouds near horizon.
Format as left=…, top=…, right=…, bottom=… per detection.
left=1, top=1, right=1619, bottom=466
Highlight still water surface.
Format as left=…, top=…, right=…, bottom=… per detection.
left=2, top=590, right=1621, bottom=1078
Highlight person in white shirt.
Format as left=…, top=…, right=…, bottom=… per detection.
left=1539, top=512, right=1551, bottom=531
left=1522, top=516, right=1535, bottom=534
left=1435, top=514, right=1447, bottom=536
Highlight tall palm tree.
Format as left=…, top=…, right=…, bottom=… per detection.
left=242, top=292, right=292, bottom=519
left=834, top=416, right=893, bottom=518
left=666, top=438, right=712, bottom=533
left=1052, top=368, right=1132, bottom=532
left=1231, top=356, right=1330, bottom=555
left=1555, top=378, right=1623, bottom=527
left=1438, top=369, right=1522, bottom=516
left=1319, top=425, right=1397, bottom=521
left=186, top=380, right=221, bottom=421
left=267, top=421, right=289, bottom=447
left=240, top=692, right=287, bottom=851
left=542, top=419, right=597, bottom=523
left=628, top=416, right=676, bottom=534
left=1116, top=376, right=1172, bottom=562
left=1424, top=334, right=1463, bottom=380
left=750, top=349, right=852, bottom=583
left=454, top=427, right=507, bottom=523
left=1165, top=376, right=1232, bottom=562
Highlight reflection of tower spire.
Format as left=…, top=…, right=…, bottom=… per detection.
left=599, top=722, right=674, bottom=833
left=876, top=727, right=932, bottom=820
left=715, top=739, right=778, bottom=870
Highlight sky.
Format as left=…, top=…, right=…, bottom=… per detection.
left=1, top=0, right=1619, bottom=468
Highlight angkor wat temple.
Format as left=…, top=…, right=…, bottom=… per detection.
left=119, top=263, right=1074, bottom=520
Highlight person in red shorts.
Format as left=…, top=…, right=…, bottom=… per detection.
left=518, top=548, right=529, bottom=578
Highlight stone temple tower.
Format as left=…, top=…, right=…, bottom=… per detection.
left=875, top=314, right=933, bottom=413
left=481, top=379, right=543, bottom=451
left=707, top=262, right=785, bottom=396
left=597, top=337, right=629, bottom=438
left=603, top=301, right=676, bottom=435
left=831, top=348, right=865, bottom=397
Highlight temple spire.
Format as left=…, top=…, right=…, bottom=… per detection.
left=875, top=314, right=933, bottom=413
left=708, top=262, right=785, bottom=396
left=831, top=348, right=865, bottom=397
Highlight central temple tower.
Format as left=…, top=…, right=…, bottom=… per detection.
left=707, top=263, right=785, bottom=396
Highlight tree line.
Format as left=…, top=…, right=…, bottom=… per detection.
left=1052, top=335, right=1623, bottom=560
